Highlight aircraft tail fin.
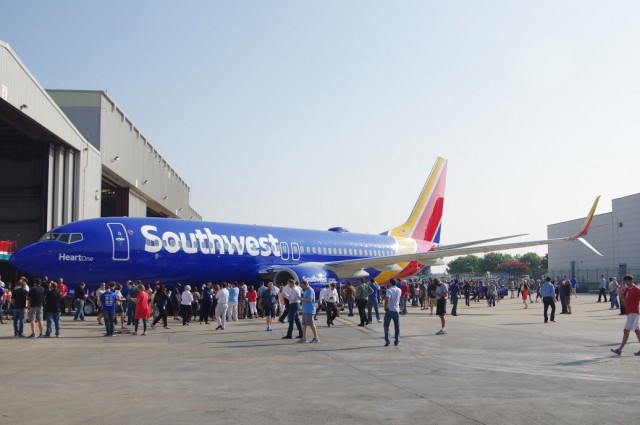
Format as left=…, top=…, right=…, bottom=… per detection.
left=387, top=157, right=447, bottom=242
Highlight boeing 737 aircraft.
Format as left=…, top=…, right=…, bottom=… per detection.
left=9, top=157, right=601, bottom=295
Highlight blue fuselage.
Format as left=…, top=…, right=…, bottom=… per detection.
left=10, top=217, right=401, bottom=293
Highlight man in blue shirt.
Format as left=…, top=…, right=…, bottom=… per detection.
left=227, top=282, right=239, bottom=322
left=541, top=277, right=556, bottom=323
left=99, top=282, right=118, bottom=336
left=367, top=279, right=381, bottom=324
left=570, top=276, right=578, bottom=298
left=299, top=280, right=319, bottom=343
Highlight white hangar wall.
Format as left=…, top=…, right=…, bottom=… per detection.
left=548, top=193, right=640, bottom=285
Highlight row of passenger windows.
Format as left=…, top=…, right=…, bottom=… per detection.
left=146, top=238, right=394, bottom=257
left=303, top=245, right=393, bottom=257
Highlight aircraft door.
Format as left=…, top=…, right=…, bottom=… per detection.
left=291, top=243, right=300, bottom=261
left=280, top=242, right=289, bottom=260
left=107, top=223, right=130, bottom=261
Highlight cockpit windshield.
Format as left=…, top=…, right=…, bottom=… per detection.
left=39, top=233, right=83, bottom=244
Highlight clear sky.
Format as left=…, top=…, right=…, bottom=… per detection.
left=2, top=1, right=639, bottom=268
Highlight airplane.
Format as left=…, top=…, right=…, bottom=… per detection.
left=9, top=157, right=601, bottom=299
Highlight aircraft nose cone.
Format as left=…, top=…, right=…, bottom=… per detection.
left=9, top=245, right=43, bottom=277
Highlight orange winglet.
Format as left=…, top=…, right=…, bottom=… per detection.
left=572, top=196, right=601, bottom=240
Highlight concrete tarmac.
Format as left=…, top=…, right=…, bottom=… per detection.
left=1, top=294, right=637, bottom=425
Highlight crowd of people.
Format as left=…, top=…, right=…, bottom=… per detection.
left=1, top=272, right=638, bottom=354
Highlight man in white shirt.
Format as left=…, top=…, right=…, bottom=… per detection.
left=610, top=277, right=620, bottom=310
left=325, top=283, right=339, bottom=327
left=315, top=284, right=328, bottom=321
left=598, top=275, right=608, bottom=303
left=215, top=283, right=229, bottom=330
left=383, top=278, right=402, bottom=347
left=282, top=279, right=303, bottom=340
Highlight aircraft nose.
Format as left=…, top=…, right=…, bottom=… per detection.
left=9, top=245, right=45, bottom=276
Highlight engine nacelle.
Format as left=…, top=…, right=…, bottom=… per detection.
left=273, top=265, right=339, bottom=297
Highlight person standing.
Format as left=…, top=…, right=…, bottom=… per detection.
left=260, top=281, right=277, bottom=331
left=463, top=280, right=471, bottom=307
left=215, top=283, right=229, bottom=330
left=325, top=283, right=338, bottom=327
left=199, top=283, right=213, bottom=324
left=27, top=278, right=45, bottom=338
left=227, top=282, right=239, bottom=322
left=95, top=282, right=107, bottom=326
left=237, top=282, right=246, bottom=320
left=73, top=282, right=87, bottom=321
left=151, top=284, right=171, bottom=329
left=125, top=281, right=138, bottom=326
left=130, top=283, right=151, bottom=335
left=450, top=279, right=460, bottom=316
left=560, top=280, right=571, bottom=314
left=570, top=276, right=578, bottom=298
left=521, top=283, right=529, bottom=309
left=246, top=286, right=258, bottom=319
left=0, top=284, right=5, bottom=324
left=99, top=282, right=118, bottom=337
left=282, top=279, right=303, bottom=340
left=367, top=279, right=382, bottom=324
left=315, top=284, right=328, bottom=321
left=180, top=285, right=194, bottom=326
left=435, top=279, right=449, bottom=335
left=487, top=280, right=497, bottom=308
left=399, top=280, right=410, bottom=315
left=610, top=275, right=640, bottom=356
left=57, top=278, right=69, bottom=315
left=12, top=279, right=28, bottom=337
left=299, top=280, right=319, bottom=343
left=541, top=277, right=556, bottom=323
left=343, top=283, right=355, bottom=316
left=609, top=277, right=620, bottom=310
left=356, top=277, right=373, bottom=326
left=383, top=278, right=401, bottom=346
left=44, top=281, right=62, bottom=337
left=598, top=275, right=608, bottom=303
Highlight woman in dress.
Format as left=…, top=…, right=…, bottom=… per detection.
left=131, top=283, right=151, bottom=335
left=522, top=282, right=529, bottom=309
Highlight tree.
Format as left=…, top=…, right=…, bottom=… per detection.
left=515, top=252, right=547, bottom=277
left=478, top=252, right=514, bottom=274
left=496, top=260, right=531, bottom=275
left=446, top=255, right=480, bottom=275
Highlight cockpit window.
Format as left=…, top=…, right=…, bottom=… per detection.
left=40, top=232, right=83, bottom=244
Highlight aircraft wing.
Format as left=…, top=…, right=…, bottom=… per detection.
left=431, top=233, right=528, bottom=251
left=325, top=196, right=602, bottom=278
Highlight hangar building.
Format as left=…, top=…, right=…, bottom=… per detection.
left=547, top=193, right=640, bottom=287
left=0, top=40, right=200, bottom=278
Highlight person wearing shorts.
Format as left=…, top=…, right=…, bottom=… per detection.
left=260, top=281, right=277, bottom=332
left=27, top=278, right=45, bottom=338
left=434, top=279, right=449, bottom=335
left=298, top=280, right=319, bottom=343
left=610, top=275, right=640, bottom=356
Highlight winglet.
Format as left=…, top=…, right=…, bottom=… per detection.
left=577, top=237, right=603, bottom=257
left=571, top=196, right=601, bottom=240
